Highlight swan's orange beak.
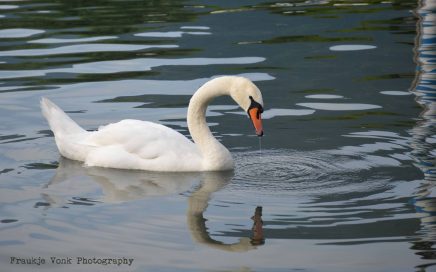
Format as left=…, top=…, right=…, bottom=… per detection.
left=248, top=107, right=263, bottom=137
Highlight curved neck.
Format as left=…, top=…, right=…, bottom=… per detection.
left=187, top=78, right=234, bottom=170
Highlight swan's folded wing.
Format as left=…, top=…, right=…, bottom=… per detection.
left=83, top=120, right=200, bottom=169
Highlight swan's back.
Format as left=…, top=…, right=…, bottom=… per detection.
left=84, top=119, right=202, bottom=171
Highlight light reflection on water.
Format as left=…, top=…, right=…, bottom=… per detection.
left=408, top=0, right=436, bottom=268
left=0, top=57, right=265, bottom=79
left=0, top=43, right=177, bottom=57
left=0, top=28, right=45, bottom=38
left=0, top=0, right=434, bottom=271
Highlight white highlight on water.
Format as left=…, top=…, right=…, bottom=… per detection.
left=305, top=94, right=344, bottom=99
left=297, top=102, right=381, bottom=111
left=380, top=91, right=411, bottom=96
left=329, top=44, right=377, bottom=51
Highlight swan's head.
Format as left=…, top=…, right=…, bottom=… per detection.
left=228, top=77, right=264, bottom=137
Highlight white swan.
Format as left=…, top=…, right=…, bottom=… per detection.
left=41, top=76, right=264, bottom=172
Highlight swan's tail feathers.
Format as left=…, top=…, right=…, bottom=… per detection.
left=40, top=97, right=86, bottom=136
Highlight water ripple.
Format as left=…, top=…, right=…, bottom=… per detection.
left=297, top=102, right=382, bottom=111
left=0, top=57, right=266, bottom=79
left=329, top=44, right=377, bottom=51
left=305, top=94, right=345, bottom=99
left=0, top=28, right=44, bottom=38
left=0, top=43, right=177, bottom=56
left=233, top=149, right=384, bottom=193
left=135, top=31, right=211, bottom=38
left=0, top=5, right=18, bottom=10
left=29, top=36, right=117, bottom=44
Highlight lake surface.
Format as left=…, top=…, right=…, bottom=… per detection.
left=0, top=0, right=435, bottom=271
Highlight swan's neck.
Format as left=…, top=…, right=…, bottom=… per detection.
left=187, top=78, right=234, bottom=171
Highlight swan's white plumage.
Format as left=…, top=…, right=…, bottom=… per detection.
left=41, top=76, right=263, bottom=172
left=84, top=120, right=202, bottom=171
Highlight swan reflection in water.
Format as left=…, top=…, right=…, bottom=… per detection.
left=42, top=157, right=264, bottom=252
left=188, top=173, right=265, bottom=251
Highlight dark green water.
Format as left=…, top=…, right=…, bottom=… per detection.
left=0, top=0, right=435, bottom=271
